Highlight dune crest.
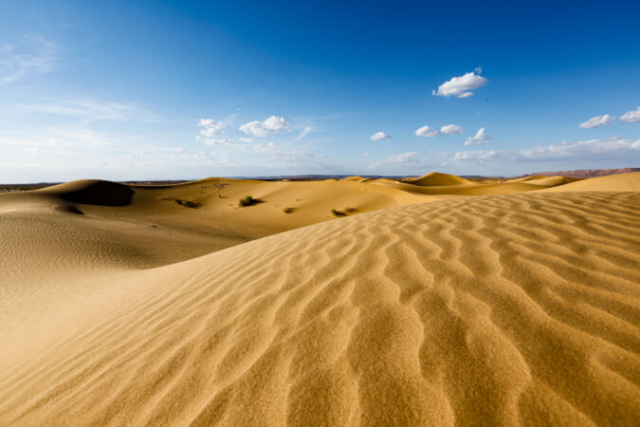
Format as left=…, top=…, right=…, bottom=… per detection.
left=401, top=172, right=473, bottom=186
left=40, top=179, right=135, bottom=206
left=543, top=172, right=640, bottom=192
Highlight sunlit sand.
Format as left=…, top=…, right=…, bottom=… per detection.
left=1, top=172, right=639, bottom=425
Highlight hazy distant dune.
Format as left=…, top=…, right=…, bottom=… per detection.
left=543, top=172, right=640, bottom=192
left=401, top=172, right=474, bottom=186
left=522, top=167, right=640, bottom=179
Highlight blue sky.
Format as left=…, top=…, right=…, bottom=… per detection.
left=1, top=0, right=639, bottom=182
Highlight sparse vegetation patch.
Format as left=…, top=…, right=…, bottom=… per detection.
left=332, top=207, right=358, bottom=217
left=239, top=195, right=263, bottom=207
left=283, top=207, right=295, bottom=214
left=173, top=198, right=202, bottom=208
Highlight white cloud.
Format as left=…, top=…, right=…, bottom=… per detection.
left=448, top=136, right=640, bottom=166
left=440, top=124, right=463, bottom=134
left=517, top=136, right=640, bottom=161
left=579, top=114, right=615, bottom=129
left=296, top=126, right=313, bottom=141
left=433, top=71, right=488, bottom=98
left=415, top=124, right=463, bottom=138
left=198, top=118, right=226, bottom=137
left=370, top=131, right=391, bottom=141
left=0, top=35, right=58, bottom=83
left=415, top=126, right=439, bottom=138
left=464, top=128, right=492, bottom=146
left=620, top=106, right=640, bottom=124
left=239, top=116, right=291, bottom=137
left=369, top=152, right=430, bottom=169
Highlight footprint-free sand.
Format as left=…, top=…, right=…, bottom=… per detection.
left=1, top=172, right=639, bottom=426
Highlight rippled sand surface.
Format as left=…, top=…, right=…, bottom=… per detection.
left=1, top=173, right=639, bottom=426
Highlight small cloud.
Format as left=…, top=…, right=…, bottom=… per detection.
left=370, top=131, right=391, bottom=141
left=517, top=136, right=640, bottom=161
left=464, top=127, right=492, bottom=146
left=239, top=116, right=291, bottom=137
left=162, top=147, right=185, bottom=153
left=296, top=126, right=313, bottom=141
left=415, top=126, right=439, bottom=137
left=579, top=114, right=615, bottom=129
left=440, top=124, right=463, bottom=134
left=363, top=151, right=369, bottom=157
left=0, top=35, right=58, bottom=83
left=415, top=124, right=463, bottom=137
left=474, top=66, right=483, bottom=74
left=198, top=118, right=226, bottom=137
left=433, top=71, right=488, bottom=98
left=620, top=106, right=640, bottom=124
left=238, top=137, right=255, bottom=143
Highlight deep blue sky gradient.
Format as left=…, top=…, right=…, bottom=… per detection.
left=1, top=0, right=639, bottom=181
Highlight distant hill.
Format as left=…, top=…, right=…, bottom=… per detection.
left=520, top=168, right=640, bottom=179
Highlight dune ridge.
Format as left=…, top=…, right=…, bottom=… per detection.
left=521, top=168, right=640, bottom=179
left=543, top=172, right=640, bottom=192
left=400, top=172, right=473, bottom=186
left=1, top=186, right=639, bottom=426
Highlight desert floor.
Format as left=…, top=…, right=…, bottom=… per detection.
left=0, top=172, right=639, bottom=426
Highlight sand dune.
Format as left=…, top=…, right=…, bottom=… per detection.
left=544, top=172, right=640, bottom=192
left=509, top=176, right=583, bottom=187
left=401, top=172, right=474, bottom=186
left=1, top=173, right=639, bottom=425
left=521, top=167, right=640, bottom=179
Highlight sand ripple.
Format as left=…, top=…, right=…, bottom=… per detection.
left=0, top=192, right=639, bottom=426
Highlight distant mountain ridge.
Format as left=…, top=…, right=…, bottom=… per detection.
left=520, top=168, right=640, bottom=179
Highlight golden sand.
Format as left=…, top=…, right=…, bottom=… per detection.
left=0, top=172, right=639, bottom=425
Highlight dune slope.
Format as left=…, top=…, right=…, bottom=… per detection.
left=1, top=190, right=639, bottom=426
left=401, top=172, right=474, bottom=186
left=544, top=172, right=640, bottom=192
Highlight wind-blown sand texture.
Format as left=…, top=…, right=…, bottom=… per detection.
left=1, top=172, right=639, bottom=426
